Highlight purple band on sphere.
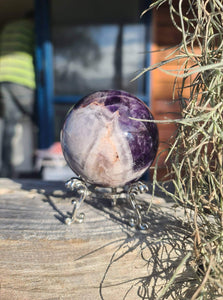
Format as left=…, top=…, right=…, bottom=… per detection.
left=61, top=90, right=159, bottom=187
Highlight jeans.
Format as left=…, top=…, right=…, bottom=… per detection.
left=0, top=82, right=34, bottom=177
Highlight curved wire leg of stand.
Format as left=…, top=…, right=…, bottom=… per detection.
left=126, top=181, right=149, bottom=230
left=64, top=177, right=88, bottom=225
left=110, top=188, right=118, bottom=206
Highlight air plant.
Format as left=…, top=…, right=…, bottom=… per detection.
left=138, top=0, right=223, bottom=298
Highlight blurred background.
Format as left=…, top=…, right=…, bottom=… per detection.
left=0, top=0, right=184, bottom=181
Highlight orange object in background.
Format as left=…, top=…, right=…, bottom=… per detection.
left=149, top=2, right=194, bottom=180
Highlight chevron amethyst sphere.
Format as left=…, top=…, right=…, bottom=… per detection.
left=61, top=90, right=158, bottom=188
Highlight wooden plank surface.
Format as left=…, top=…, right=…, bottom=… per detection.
left=0, top=178, right=194, bottom=300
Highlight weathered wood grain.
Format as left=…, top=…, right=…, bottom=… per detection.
left=0, top=178, right=196, bottom=299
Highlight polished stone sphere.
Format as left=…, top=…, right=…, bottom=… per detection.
left=61, top=90, right=158, bottom=188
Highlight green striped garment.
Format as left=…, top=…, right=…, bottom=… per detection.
left=0, top=19, right=36, bottom=89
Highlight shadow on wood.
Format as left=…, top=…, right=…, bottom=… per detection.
left=0, top=179, right=199, bottom=299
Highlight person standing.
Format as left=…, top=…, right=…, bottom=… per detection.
left=0, top=12, right=36, bottom=177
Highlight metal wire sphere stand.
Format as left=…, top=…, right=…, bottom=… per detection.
left=64, top=177, right=149, bottom=230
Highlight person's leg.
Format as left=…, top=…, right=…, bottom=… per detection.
left=0, top=83, right=22, bottom=176
left=0, top=89, right=4, bottom=173
left=10, top=83, right=35, bottom=116
left=1, top=83, right=34, bottom=177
